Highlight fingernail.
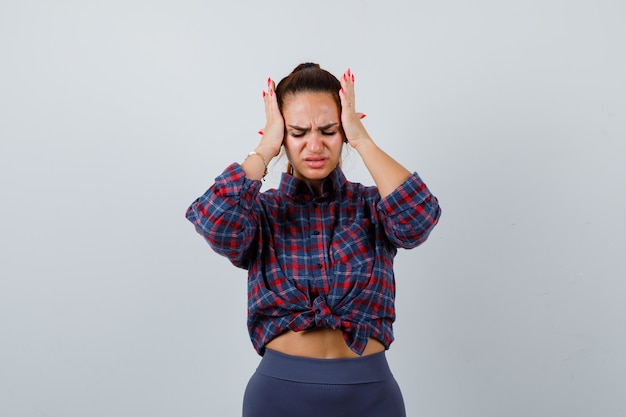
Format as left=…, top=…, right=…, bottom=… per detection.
left=258, top=130, right=264, bottom=135
left=267, top=77, right=271, bottom=85
left=263, top=91, right=266, bottom=97
left=341, top=87, right=345, bottom=94
left=347, top=68, right=351, bottom=76
left=351, top=74, right=355, bottom=82
left=360, top=114, right=366, bottom=119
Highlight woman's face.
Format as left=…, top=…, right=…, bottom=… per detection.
left=282, top=92, right=344, bottom=193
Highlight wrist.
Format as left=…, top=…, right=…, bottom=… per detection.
left=254, top=144, right=279, bottom=163
left=351, top=135, right=375, bottom=153
left=244, top=151, right=269, bottom=179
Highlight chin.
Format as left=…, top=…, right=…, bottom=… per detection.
left=294, top=161, right=338, bottom=181
left=308, top=168, right=334, bottom=178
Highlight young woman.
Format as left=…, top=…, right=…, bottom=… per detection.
left=186, top=63, right=441, bottom=417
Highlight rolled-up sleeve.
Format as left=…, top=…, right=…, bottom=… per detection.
left=376, top=173, right=441, bottom=249
left=186, top=163, right=262, bottom=268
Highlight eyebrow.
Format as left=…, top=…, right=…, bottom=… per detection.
left=287, top=123, right=339, bottom=131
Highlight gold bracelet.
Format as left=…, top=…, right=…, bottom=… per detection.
left=245, top=151, right=268, bottom=179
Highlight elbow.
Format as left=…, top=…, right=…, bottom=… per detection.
left=187, top=207, right=255, bottom=268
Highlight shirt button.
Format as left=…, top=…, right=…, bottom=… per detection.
left=316, top=263, right=323, bottom=269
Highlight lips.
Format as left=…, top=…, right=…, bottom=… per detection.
left=304, top=157, right=328, bottom=169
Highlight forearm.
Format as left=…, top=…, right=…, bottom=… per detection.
left=241, top=145, right=277, bottom=181
left=353, top=138, right=412, bottom=198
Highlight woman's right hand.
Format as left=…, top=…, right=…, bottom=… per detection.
left=257, top=77, right=284, bottom=159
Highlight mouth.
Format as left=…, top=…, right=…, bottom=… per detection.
left=304, top=156, right=328, bottom=169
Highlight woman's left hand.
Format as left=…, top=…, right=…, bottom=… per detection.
left=339, top=68, right=370, bottom=149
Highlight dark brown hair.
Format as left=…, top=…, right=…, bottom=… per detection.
left=275, top=63, right=342, bottom=112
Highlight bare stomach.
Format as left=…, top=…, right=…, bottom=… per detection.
left=265, top=328, right=385, bottom=359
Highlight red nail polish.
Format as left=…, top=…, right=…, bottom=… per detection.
left=360, top=114, right=366, bottom=119
left=267, top=77, right=271, bottom=86
left=263, top=91, right=266, bottom=97
left=351, top=74, right=355, bottom=82
left=258, top=130, right=264, bottom=135
left=341, top=87, right=345, bottom=94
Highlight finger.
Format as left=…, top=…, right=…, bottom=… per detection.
left=263, top=89, right=272, bottom=120
left=339, top=69, right=356, bottom=110
left=261, top=77, right=274, bottom=104
left=263, top=78, right=278, bottom=117
left=268, top=77, right=276, bottom=96
left=265, top=82, right=281, bottom=121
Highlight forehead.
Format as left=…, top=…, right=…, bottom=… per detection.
left=282, top=92, right=340, bottom=123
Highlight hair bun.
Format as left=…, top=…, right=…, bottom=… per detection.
left=275, top=62, right=341, bottom=110
left=291, top=62, right=320, bottom=74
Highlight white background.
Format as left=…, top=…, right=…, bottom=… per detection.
left=1, top=1, right=625, bottom=416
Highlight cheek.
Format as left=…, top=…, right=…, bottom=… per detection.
left=283, top=137, right=300, bottom=157
left=329, top=136, right=344, bottom=154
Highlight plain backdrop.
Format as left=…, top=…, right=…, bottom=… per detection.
left=1, top=1, right=625, bottom=416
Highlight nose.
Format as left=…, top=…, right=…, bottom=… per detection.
left=306, top=133, right=323, bottom=153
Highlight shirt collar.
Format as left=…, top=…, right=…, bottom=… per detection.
left=279, top=165, right=347, bottom=199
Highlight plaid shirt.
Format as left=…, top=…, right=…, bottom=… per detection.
left=186, top=163, right=441, bottom=355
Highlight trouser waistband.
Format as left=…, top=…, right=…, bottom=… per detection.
left=256, top=348, right=393, bottom=384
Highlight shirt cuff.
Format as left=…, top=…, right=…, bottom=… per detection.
left=213, top=162, right=262, bottom=200
left=378, top=172, right=433, bottom=215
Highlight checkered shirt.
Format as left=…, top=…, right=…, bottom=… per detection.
left=186, top=163, right=441, bottom=355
